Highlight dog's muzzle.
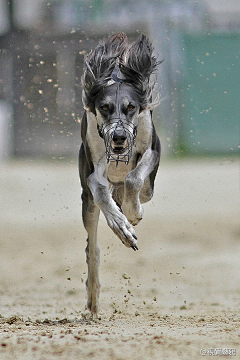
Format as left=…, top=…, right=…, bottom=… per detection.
left=98, top=119, right=137, bottom=165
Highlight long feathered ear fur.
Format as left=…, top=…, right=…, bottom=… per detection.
left=120, top=34, right=162, bottom=110
left=82, top=32, right=128, bottom=112
left=82, top=33, right=162, bottom=112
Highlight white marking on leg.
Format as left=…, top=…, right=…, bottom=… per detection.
left=122, top=148, right=159, bottom=225
left=87, top=163, right=138, bottom=249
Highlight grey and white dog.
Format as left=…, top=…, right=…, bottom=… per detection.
left=79, top=32, right=161, bottom=315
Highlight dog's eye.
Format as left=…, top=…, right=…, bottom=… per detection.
left=127, top=104, right=135, bottom=111
left=101, top=105, right=109, bottom=112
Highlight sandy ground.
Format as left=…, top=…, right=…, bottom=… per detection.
left=0, top=157, right=239, bottom=359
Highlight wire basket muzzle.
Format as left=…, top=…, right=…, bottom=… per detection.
left=99, top=118, right=137, bottom=165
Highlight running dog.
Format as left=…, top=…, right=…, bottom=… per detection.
left=79, top=32, right=161, bottom=315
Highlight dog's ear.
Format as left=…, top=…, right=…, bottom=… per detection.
left=125, top=34, right=158, bottom=79
left=120, top=34, right=162, bottom=110
left=82, top=33, right=128, bottom=112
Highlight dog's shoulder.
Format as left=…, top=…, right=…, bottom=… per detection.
left=134, top=110, right=153, bottom=152
left=84, top=111, right=106, bottom=164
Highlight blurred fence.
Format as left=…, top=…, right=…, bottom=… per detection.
left=0, top=0, right=239, bottom=159
left=177, top=32, right=240, bottom=154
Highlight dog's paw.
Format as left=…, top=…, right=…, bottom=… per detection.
left=106, top=210, right=138, bottom=250
left=86, top=278, right=100, bottom=316
left=121, top=201, right=144, bottom=226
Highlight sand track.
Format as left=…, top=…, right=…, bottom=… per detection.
left=0, top=158, right=239, bottom=359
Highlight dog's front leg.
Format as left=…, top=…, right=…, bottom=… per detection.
left=87, top=164, right=138, bottom=250
left=122, top=148, right=160, bottom=225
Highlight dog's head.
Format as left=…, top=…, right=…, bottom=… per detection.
left=82, top=32, right=161, bottom=164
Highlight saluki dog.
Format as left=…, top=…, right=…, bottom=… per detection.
left=79, top=32, right=161, bottom=316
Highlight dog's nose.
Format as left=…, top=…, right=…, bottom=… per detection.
left=112, top=129, right=127, bottom=145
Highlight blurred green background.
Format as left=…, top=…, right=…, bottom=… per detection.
left=0, top=0, right=239, bottom=159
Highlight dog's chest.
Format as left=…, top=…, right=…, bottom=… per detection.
left=107, top=157, right=135, bottom=184
left=106, top=119, right=152, bottom=184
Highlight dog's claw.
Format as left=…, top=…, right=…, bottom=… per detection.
left=131, top=244, right=138, bottom=251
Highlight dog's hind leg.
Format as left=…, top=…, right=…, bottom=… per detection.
left=79, top=143, right=101, bottom=316
left=82, top=190, right=101, bottom=316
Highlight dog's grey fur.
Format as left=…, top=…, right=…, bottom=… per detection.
left=79, top=33, right=161, bottom=315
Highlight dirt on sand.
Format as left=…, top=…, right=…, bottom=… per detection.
left=0, top=158, right=239, bottom=359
